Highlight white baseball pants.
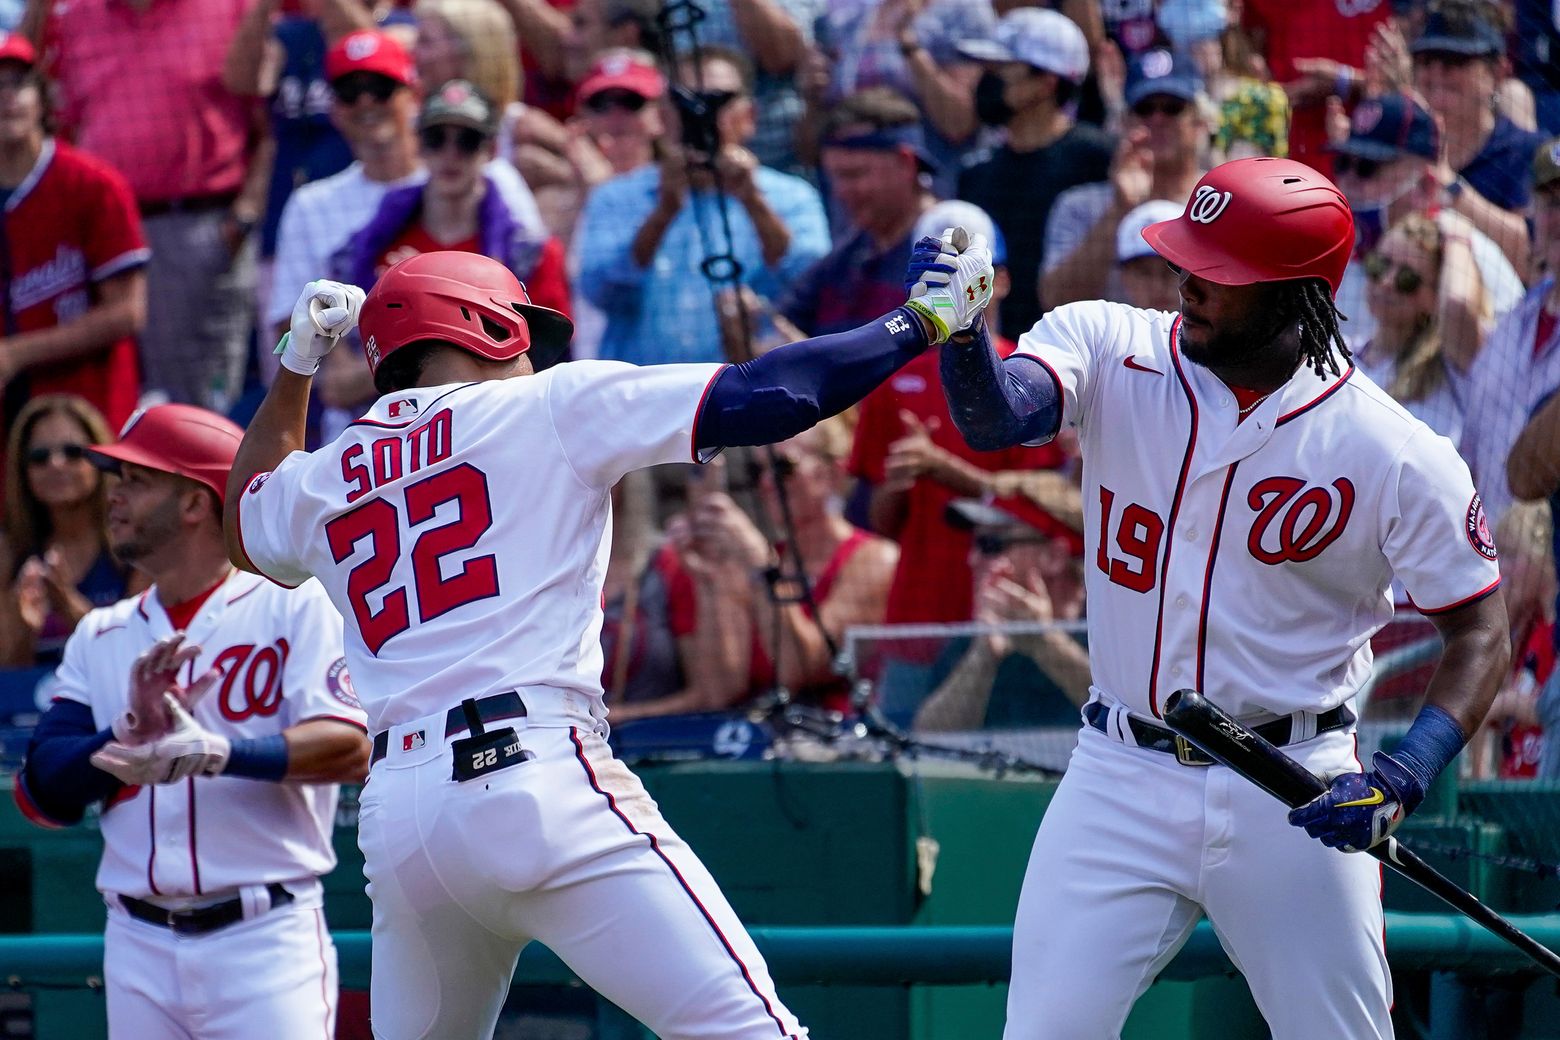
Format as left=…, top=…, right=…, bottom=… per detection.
left=357, top=717, right=805, bottom=1040
left=1005, top=721, right=1392, bottom=1040
left=104, top=883, right=337, bottom=1039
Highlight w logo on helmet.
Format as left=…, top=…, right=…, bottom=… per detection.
left=1187, top=185, right=1233, bottom=224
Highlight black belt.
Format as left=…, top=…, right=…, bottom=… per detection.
left=139, top=191, right=239, bottom=218
left=1084, top=701, right=1354, bottom=766
left=370, top=691, right=528, bottom=765
left=120, top=883, right=293, bottom=936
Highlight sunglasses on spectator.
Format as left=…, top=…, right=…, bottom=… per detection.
left=26, top=444, right=88, bottom=467
left=584, top=90, right=650, bottom=114
left=333, top=73, right=401, bottom=105
left=1331, top=154, right=1384, bottom=179
left=1131, top=96, right=1189, bottom=119
left=746, top=456, right=798, bottom=484
left=1363, top=252, right=1426, bottom=294
left=418, top=125, right=487, bottom=155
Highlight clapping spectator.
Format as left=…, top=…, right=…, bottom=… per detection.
left=0, top=34, right=147, bottom=432
left=1410, top=0, right=1542, bottom=273
left=1330, top=92, right=1522, bottom=350
left=913, top=499, right=1089, bottom=733
left=414, top=0, right=521, bottom=158
left=1354, top=211, right=1489, bottom=442
left=36, top=0, right=263, bottom=413
left=955, top=7, right=1112, bottom=337
left=1042, top=47, right=1209, bottom=308
left=779, top=87, right=934, bottom=336
left=575, top=45, right=828, bottom=365
left=1, top=396, right=137, bottom=668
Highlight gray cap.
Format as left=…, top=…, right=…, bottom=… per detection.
left=956, top=8, right=1090, bottom=84
left=417, top=79, right=498, bottom=137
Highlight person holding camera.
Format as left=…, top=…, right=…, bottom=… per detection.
left=575, top=45, right=829, bottom=367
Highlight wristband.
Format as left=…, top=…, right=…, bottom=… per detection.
left=1388, top=703, right=1466, bottom=798
left=222, top=733, right=290, bottom=781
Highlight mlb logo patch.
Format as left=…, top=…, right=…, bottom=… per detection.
left=388, top=398, right=419, bottom=420
left=402, top=730, right=426, bottom=752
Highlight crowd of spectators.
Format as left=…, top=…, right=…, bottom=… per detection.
left=1, top=0, right=1559, bottom=779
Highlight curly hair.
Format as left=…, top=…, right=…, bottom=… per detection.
left=1278, top=278, right=1352, bottom=380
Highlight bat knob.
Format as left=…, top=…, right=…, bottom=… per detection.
left=1164, top=688, right=1199, bottom=715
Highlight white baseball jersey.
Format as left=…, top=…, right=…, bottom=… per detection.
left=1019, top=301, right=1500, bottom=721
left=235, top=360, right=724, bottom=733
left=54, top=572, right=363, bottom=899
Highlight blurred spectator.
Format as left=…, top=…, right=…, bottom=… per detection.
left=955, top=7, right=1112, bottom=338
left=1042, top=47, right=1208, bottom=308
left=1512, top=0, right=1560, bottom=133
left=38, top=0, right=263, bottom=413
left=1354, top=211, right=1488, bottom=443
left=520, top=49, right=666, bottom=242
left=913, top=499, right=1089, bottom=733
left=414, top=0, right=521, bottom=157
left=1330, top=92, right=1521, bottom=349
left=1159, top=0, right=1290, bottom=162
left=563, top=0, right=664, bottom=84
left=778, top=87, right=933, bottom=337
left=1115, top=199, right=1185, bottom=312
left=575, top=45, right=828, bottom=365
left=0, top=35, right=146, bottom=433
left=1480, top=138, right=1560, bottom=532
left=333, top=79, right=570, bottom=314
left=0, top=395, right=136, bottom=668
left=676, top=416, right=898, bottom=712
left=802, top=0, right=991, bottom=195
left=221, top=0, right=369, bottom=385
left=851, top=198, right=1077, bottom=634
left=1472, top=501, right=1551, bottom=777
left=1242, top=0, right=1391, bottom=172
left=1410, top=1, right=1542, bottom=269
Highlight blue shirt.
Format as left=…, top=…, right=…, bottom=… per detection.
left=262, top=18, right=354, bottom=258
left=779, top=228, right=911, bottom=337
left=575, top=164, right=830, bottom=365
left=1461, top=115, right=1547, bottom=213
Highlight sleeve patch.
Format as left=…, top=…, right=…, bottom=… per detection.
left=1466, top=493, right=1498, bottom=560
left=247, top=471, right=271, bottom=495
left=326, top=658, right=361, bottom=709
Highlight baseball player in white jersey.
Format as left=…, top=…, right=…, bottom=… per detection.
left=913, top=157, right=1510, bottom=1038
left=15, top=403, right=370, bottom=1040
left=219, top=245, right=995, bottom=1038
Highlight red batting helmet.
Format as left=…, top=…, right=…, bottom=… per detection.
left=1141, top=157, right=1354, bottom=296
left=87, top=405, right=243, bottom=503
left=357, top=251, right=574, bottom=381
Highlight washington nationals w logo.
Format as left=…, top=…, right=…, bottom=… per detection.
left=1247, top=477, right=1355, bottom=564
left=1188, top=185, right=1233, bottom=224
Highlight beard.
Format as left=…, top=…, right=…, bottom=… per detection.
left=1178, top=298, right=1295, bottom=375
left=109, top=496, right=183, bottom=565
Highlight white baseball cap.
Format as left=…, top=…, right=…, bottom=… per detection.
left=957, top=9, right=1090, bottom=85
left=1118, top=199, right=1186, bottom=264
left=913, top=200, right=1008, bottom=266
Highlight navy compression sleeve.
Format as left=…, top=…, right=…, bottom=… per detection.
left=940, top=321, right=1063, bottom=451
left=17, top=699, right=122, bottom=827
left=694, top=307, right=930, bottom=451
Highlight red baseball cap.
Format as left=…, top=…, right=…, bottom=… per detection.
left=326, top=29, right=416, bottom=87
left=88, top=404, right=244, bottom=504
left=0, top=32, right=37, bottom=67
left=577, top=50, right=665, bottom=104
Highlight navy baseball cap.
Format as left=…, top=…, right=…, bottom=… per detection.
left=1333, top=93, right=1439, bottom=162
left=1125, top=47, right=1205, bottom=108
left=1411, top=8, right=1504, bottom=57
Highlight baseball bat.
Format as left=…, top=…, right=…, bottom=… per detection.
left=1162, top=689, right=1560, bottom=978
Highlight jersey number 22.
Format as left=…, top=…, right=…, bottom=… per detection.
left=325, top=463, right=499, bottom=654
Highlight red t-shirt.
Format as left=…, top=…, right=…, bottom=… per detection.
left=1536, top=306, right=1558, bottom=359
left=5, top=140, right=147, bottom=431
left=376, top=227, right=573, bottom=318
left=848, top=338, right=1071, bottom=626
left=1242, top=0, right=1390, bottom=173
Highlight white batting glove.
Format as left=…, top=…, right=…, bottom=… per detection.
left=276, top=279, right=365, bottom=376
left=904, top=230, right=995, bottom=344
left=92, top=694, right=231, bottom=785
